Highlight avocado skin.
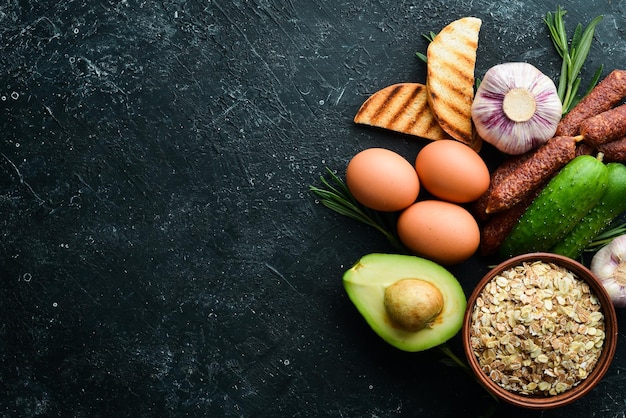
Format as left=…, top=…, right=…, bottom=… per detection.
left=343, top=253, right=467, bottom=352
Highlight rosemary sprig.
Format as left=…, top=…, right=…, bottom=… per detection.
left=309, top=167, right=407, bottom=252
left=415, top=31, right=437, bottom=63
left=415, top=51, right=427, bottom=63
left=544, top=7, right=604, bottom=115
left=424, top=31, right=437, bottom=43
left=585, top=222, right=626, bottom=252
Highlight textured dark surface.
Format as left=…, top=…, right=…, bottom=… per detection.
left=1, top=1, right=625, bottom=417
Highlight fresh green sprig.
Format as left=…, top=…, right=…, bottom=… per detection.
left=424, top=31, right=437, bottom=43
left=415, top=31, right=437, bottom=63
left=309, top=167, right=407, bottom=252
left=544, top=7, right=604, bottom=115
left=585, top=222, right=626, bottom=252
left=415, top=51, right=427, bottom=63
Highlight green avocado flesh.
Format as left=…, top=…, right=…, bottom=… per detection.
left=343, top=253, right=467, bottom=352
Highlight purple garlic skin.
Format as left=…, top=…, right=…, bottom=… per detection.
left=591, top=234, right=626, bottom=308
left=471, top=62, right=563, bottom=155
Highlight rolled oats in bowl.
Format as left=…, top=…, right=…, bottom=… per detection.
left=469, top=260, right=606, bottom=396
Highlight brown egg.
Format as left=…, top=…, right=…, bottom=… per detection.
left=415, top=140, right=490, bottom=203
left=397, top=200, right=480, bottom=265
left=346, top=148, right=420, bottom=212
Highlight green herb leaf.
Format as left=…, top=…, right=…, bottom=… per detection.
left=424, top=31, right=437, bottom=42
left=310, top=167, right=407, bottom=252
left=586, top=222, right=626, bottom=252
left=415, top=51, right=428, bottom=63
left=416, top=31, right=438, bottom=63
left=544, top=7, right=604, bottom=115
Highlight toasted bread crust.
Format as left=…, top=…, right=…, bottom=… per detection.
left=354, top=83, right=452, bottom=141
left=427, top=17, right=481, bottom=147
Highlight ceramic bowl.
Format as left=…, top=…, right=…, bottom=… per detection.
left=462, top=252, right=618, bottom=409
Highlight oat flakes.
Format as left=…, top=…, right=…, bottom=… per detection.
left=469, top=261, right=605, bottom=396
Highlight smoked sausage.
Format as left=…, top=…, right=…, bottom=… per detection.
left=480, top=189, right=540, bottom=256
left=556, top=69, right=626, bottom=136
left=580, top=103, right=626, bottom=147
left=599, top=137, right=626, bottom=162
left=471, top=153, right=532, bottom=222
left=485, top=136, right=578, bottom=214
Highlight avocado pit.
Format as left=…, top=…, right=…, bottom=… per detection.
left=343, top=253, right=466, bottom=352
left=384, top=279, right=444, bottom=332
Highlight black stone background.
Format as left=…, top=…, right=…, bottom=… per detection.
left=1, top=0, right=625, bottom=417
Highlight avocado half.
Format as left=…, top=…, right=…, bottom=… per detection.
left=343, top=253, right=467, bottom=352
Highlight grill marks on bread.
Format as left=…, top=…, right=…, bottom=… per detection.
left=353, top=17, right=482, bottom=149
left=354, top=83, right=452, bottom=141
left=427, top=17, right=481, bottom=149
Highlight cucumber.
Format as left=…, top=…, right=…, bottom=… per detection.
left=499, top=155, right=609, bottom=258
left=551, top=162, right=626, bottom=259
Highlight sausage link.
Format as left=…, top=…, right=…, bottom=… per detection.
left=471, top=153, right=532, bottom=222
left=556, top=69, right=626, bottom=136
left=479, top=186, right=543, bottom=256
left=575, top=142, right=595, bottom=157
left=580, top=103, right=626, bottom=147
left=485, top=136, right=578, bottom=214
left=598, top=137, right=626, bottom=162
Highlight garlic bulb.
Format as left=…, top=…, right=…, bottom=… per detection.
left=471, top=62, right=562, bottom=155
left=591, top=234, right=626, bottom=308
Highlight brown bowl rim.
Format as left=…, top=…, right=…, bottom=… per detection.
left=462, top=252, right=618, bottom=409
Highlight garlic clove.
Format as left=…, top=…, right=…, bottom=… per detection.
left=591, top=234, right=626, bottom=308
left=471, top=62, right=563, bottom=155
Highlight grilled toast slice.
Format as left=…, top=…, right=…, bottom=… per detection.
left=354, top=83, right=451, bottom=141
left=427, top=17, right=482, bottom=150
